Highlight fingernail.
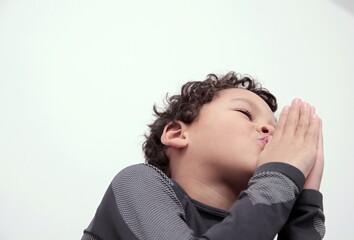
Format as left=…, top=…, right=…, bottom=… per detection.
left=283, top=106, right=290, bottom=112
left=303, top=102, right=309, bottom=109
left=292, top=98, right=301, bottom=105
left=311, top=113, right=318, bottom=119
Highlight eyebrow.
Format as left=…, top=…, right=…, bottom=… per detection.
left=230, top=98, right=277, bottom=125
left=230, top=98, right=256, bottom=108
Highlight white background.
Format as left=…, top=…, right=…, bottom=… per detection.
left=0, top=0, right=353, bottom=239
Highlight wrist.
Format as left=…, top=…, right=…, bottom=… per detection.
left=303, top=180, right=321, bottom=191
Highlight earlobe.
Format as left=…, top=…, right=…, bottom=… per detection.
left=161, top=120, right=188, bottom=149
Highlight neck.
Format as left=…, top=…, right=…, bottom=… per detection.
left=167, top=149, right=249, bottom=211
left=172, top=173, right=240, bottom=211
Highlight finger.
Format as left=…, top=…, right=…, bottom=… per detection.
left=303, top=118, right=324, bottom=190
left=317, top=118, right=324, bottom=161
left=283, top=98, right=302, bottom=136
left=311, top=105, right=316, bottom=118
left=295, top=102, right=311, bottom=139
left=272, top=106, right=290, bottom=139
left=305, top=111, right=320, bottom=146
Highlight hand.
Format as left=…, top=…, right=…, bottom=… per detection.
left=303, top=111, right=324, bottom=190
left=258, top=99, right=321, bottom=177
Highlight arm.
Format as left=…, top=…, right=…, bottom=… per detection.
left=277, top=189, right=325, bottom=240
left=81, top=164, right=195, bottom=240
left=278, top=114, right=326, bottom=239
left=205, top=162, right=305, bottom=240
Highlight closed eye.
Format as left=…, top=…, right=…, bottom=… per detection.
left=236, top=109, right=253, bottom=120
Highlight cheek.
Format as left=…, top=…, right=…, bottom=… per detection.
left=209, top=124, right=251, bottom=149
left=217, top=121, right=250, bottom=138
left=191, top=114, right=253, bottom=145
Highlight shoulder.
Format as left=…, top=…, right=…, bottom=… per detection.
left=112, top=163, right=173, bottom=187
left=110, top=164, right=188, bottom=236
left=110, top=163, right=180, bottom=206
left=86, top=164, right=191, bottom=240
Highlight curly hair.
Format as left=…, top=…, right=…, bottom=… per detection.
left=142, top=71, right=278, bottom=176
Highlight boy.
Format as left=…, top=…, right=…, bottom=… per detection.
left=81, top=72, right=325, bottom=239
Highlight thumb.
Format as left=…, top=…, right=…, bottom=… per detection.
left=267, top=135, right=273, bottom=145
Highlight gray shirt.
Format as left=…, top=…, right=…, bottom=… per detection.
left=81, top=162, right=325, bottom=240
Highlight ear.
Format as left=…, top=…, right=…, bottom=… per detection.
left=161, top=120, right=188, bottom=149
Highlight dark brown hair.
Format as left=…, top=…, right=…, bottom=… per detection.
left=143, top=71, right=277, bottom=176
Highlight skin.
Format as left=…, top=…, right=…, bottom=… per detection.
left=161, top=88, right=323, bottom=211
left=258, top=99, right=324, bottom=189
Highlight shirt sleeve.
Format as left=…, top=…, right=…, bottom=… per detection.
left=82, top=162, right=305, bottom=240
left=203, top=162, right=305, bottom=240
left=81, top=164, right=197, bottom=240
left=277, top=189, right=326, bottom=240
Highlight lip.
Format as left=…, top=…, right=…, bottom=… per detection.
left=257, top=136, right=269, bottom=150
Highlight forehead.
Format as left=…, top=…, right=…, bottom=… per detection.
left=214, top=88, right=267, bottom=103
left=213, top=88, right=276, bottom=122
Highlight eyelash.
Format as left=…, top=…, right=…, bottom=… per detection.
left=236, top=109, right=253, bottom=120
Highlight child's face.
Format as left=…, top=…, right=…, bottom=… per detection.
left=186, top=88, right=277, bottom=184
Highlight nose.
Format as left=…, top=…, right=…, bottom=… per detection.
left=258, top=124, right=275, bottom=135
